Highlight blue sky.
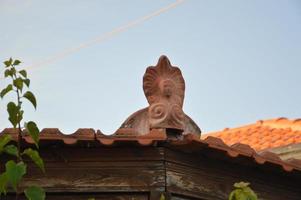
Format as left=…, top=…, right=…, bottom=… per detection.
left=1, top=0, right=301, bottom=134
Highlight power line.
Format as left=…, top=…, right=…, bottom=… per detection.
left=1, top=0, right=185, bottom=81
left=26, top=0, right=186, bottom=70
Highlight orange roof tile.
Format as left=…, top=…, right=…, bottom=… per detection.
left=202, top=118, right=301, bottom=151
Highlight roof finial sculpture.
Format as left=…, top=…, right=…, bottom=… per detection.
left=120, top=55, right=201, bottom=136
left=143, top=56, right=185, bottom=130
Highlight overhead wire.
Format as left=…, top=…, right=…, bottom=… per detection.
left=24, top=0, right=185, bottom=71
left=0, top=0, right=186, bottom=81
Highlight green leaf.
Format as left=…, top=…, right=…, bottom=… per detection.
left=19, top=70, right=27, bottom=78
left=242, top=187, right=257, bottom=200
left=5, top=161, right=26, bottom=191
left=0, top=135, right=11, bottom=153
left=0, top=173, right=8, bottom=195
left=229, top=182, right=258, bottom=200
left=24, top=186, right=45, bottom=200
left=11, top=67, right=16, bottom=76
left=13, top=77, right=24, bottom=91
left=0, top=84, right=13, bottom=98
left=25, top=121, right=40, bottom=148
left=4, top=67, right=17, bottom=78
left=4, top=58, right=12, bottom=67
left=13, top=60, right=21, bottom=66
left=7, top=102, right=18, bottom=127
left=23, top=148, right=44, bottom=172
left=23, top=91, right=36, bottom=109
left=24, top=79, right=30, bottom=87
left=4, top=144, right=18, bottom=157
left=7, top=102, right=20, bottom=128
left=4, top=69, right=11, bottom=78
left=229, top=190, right=235, bottom=200
left=12, top=67, right=17, bottom=76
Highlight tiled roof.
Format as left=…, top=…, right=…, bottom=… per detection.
left=1, top=127, right=301, bottom=173
left=202, top=118, right=301, bottom=151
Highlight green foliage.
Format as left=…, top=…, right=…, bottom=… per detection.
left=4, top=58, right=13, bottom=67
left=229, top=182, right=258, bottom=200
left=25, top=121, right=40, bottom=148
left=0, top=84, right=13, bottom=98
left=0, top=172, right=8, bottom=195
left=13, top=60, right=21, bottom=66
left=18, top=70, right=27, bottom=78
left=24, top=186, right=45, bottom=200
left=4, top=67, right=16, bottom=78
left=7, top=102, right=22, bottom=128
left=13, top=77, right=24, bottom=92
left=23, top=148, right=44, bottom=172
left=23, top=91, right=36, bottom=109
left=24, top=78, right=30, bottom=87
left=0, top=135, right=12, bottom=153
left=160, top=194, right=165, bottom=200
left=4, top=145, right=19, bottom=157
left=5, top=161, right=27, bottom=191
left=1, top=58, right=45, bottom=200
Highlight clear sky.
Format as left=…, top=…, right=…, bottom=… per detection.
left=1, top=0, right=300, bottom=134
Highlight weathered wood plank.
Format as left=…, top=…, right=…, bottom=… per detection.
left=38, top=146, right=165, bottom=162
left=165, top=148, right=301, bottom=200
left=0, top=147, right=165, bottom=194
left=166, top=162, right=226, bottom=200
left=21, top=160, right=165, bottom=192
left=171, top=195, right=200, bottom=200
left=6, top=193, right=148, bottom=200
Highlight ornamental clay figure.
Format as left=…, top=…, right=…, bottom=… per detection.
left=120, top=55, right=201, bottom=136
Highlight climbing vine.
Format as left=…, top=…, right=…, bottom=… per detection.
left=0, top=58, right=45, bottom=199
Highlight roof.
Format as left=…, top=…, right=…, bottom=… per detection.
left=1, top=127, right=301, bottom=173
left=202, top=118, right=301, bottom=151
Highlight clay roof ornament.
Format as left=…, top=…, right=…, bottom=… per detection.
left=120, top=55, right=201, bottom=136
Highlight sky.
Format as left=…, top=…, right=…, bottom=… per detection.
left=0, top=0, right=301, bottom=135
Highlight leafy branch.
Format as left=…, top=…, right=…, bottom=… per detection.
left=0, top=58, right=45, bottom=200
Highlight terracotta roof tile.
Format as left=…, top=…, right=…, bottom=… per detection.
left=1, top=127, right=301, bottom=173
left=202, top=118, right=301, bottom=151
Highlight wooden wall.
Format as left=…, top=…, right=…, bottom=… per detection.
left=2, top=146, right=301, bottom=199
left=4, top=146, right=164, bottom=200
left=165, top=148, right=301, bottom=200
